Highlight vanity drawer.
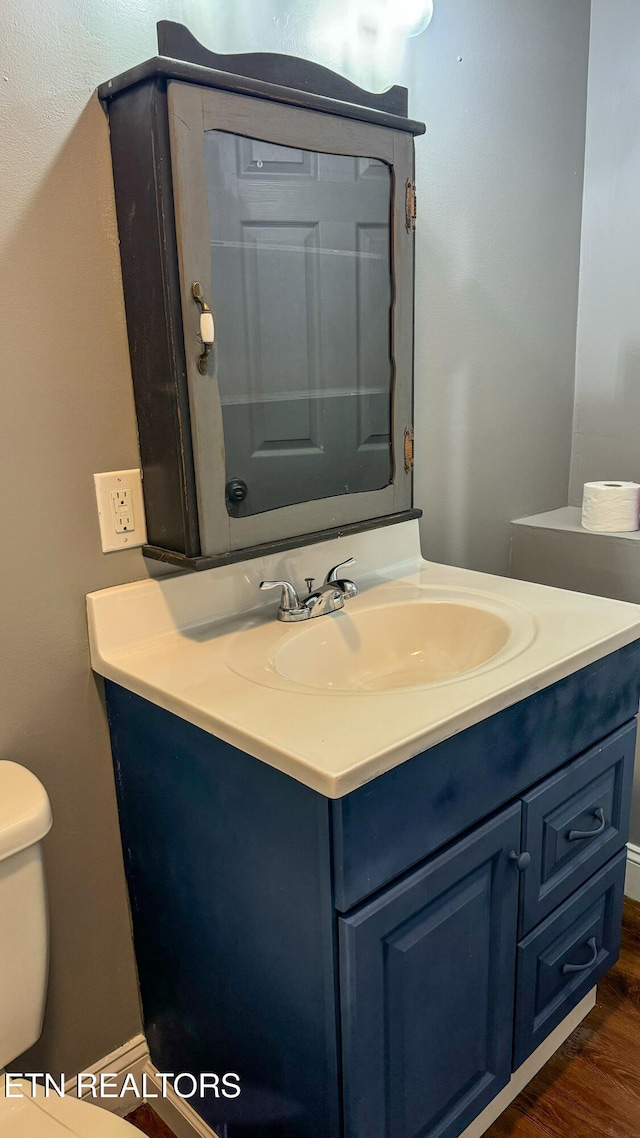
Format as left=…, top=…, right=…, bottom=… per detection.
left=512, top=849, right=626, bottom=1069
left=519, top=721, right=635, bottom=936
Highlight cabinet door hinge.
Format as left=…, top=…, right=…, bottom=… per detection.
left=404, top=426, right=414, bottom=472
left=405, top=180, right=417, bottom=232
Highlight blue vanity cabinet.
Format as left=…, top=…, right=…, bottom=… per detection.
left=106, top=683, right=342, bottom=1138
left=340, top=804, right=521, bottom=1138
left=104, top=639, right=640, bottom=1138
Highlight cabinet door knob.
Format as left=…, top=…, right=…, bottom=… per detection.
left=226, top=478, right=248, bottom=503
left=568, top=807, right=606, bottom=841
left=509, top=850, right=531, bottom=871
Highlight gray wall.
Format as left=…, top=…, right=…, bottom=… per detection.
left=566, top=0, right=640, bottom=846
left=0, top=0, right=223, bottom=1079
left=510, top=2, right=640, bottom=852
left=0, top=0, right=592, bottom=1077
left=408, top=0, right=590, bottom=574
left=569, top=0, right=640, bottom=500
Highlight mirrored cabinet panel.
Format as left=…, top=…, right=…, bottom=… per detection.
left=100, top=22, right=425, bottom=568
left=206, top=134, right=393, bottom=518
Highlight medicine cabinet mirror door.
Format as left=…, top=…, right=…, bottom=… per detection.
left=168, top=82, right=415, bottom=558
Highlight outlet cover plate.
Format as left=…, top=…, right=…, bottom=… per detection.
left=94, top=468, right=147, bottom=552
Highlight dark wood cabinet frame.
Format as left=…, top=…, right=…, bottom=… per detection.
left=99, top=23, right=425, bottom=569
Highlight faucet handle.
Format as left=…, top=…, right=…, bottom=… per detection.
left=259, top=580, right=302, bottom=612
left=325, top=557, right=356, bottom=584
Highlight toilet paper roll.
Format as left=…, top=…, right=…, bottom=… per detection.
left=581, top=481, right=640, bottom=532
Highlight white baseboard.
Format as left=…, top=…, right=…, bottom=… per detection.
left=65, top=1036, right=217, bottom=1136
left=625, top=842, right=640, bottom=901
left=142, top=1063, right=219, bottom=1138
left=66, top=1033, right=149, bottom=1118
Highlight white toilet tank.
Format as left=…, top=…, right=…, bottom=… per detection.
left=0, top=762, right=52, bottom=1070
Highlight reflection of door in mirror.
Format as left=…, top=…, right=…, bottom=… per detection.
left=203, top=131, right=393, bottom=518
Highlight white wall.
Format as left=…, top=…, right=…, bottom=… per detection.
left=569, top=0, right=640, bottom=500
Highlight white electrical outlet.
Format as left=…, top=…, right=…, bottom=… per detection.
left=94, top=469, right=147, bottom=552
left=110, top=487, right=134, bottom=533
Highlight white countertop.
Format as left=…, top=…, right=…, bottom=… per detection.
left=87, top=522, right=640, bottom=798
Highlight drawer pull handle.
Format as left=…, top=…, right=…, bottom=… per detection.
left=568, top=807, right=606, bottom=841
left=509, top=850, right=531, bottom=871
left=562, top=936, right=598, bottom=974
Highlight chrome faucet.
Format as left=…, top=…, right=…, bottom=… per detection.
left=260, top=558, right=358, bottom=622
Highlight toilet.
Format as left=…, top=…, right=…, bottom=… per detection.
left=0, top=762, right=139, bottom=1135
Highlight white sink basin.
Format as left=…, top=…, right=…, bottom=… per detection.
left=273, top=601, right=512, bottom=692
left=227, top=586, right=537, bottom=695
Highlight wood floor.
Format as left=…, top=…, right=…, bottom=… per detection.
left=125, top=898, right=640, bottom=1138
left=125, top=1101, right=178, bottom=1137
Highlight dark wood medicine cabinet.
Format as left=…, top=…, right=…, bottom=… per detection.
left=99, top=22, right=425, bottom=569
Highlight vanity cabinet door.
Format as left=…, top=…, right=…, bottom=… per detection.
left=339, top=804, right=521, bottom=1138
